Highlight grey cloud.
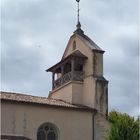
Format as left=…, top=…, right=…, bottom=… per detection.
left=81, top=0, right=138, bottom=23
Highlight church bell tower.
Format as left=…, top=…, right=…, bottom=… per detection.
left=46, top=0, right=108, bottom=117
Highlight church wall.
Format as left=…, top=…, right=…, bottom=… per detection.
left=72, top=81, right=83, bottom=105
left=93, top=52, right=103, bottom=76
left=94, top=113, right=109, bottom=140
left=83, top=76, right=96, bottom=108
left=49, top=82, right=73, bottom=103
left=50, top=81, right=83, bottom=105
left=96, top=82, right=108, bottom=116
left=96, top=82, right=103, bottom=111
left=1, top=102, right=93, bottom=140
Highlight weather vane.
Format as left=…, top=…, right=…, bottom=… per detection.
left=76, top=0, right=80, bottom=24
left=75, top=0, right=84, bottom=34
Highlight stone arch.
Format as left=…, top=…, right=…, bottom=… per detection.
left=37, top=122, right=59, bottom=140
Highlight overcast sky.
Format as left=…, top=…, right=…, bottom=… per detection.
left=1, top=0, right=139, bottom=117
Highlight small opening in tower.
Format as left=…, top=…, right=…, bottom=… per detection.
left=73, top=41, right=76, bottom=50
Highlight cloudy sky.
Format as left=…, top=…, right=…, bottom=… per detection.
left=1, top=0, right=139, bottom=117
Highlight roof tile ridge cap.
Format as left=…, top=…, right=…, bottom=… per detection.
left=1, top=91, right=49, bottom=99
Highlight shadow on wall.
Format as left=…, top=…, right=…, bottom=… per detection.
left=1, top=135, right=31, bottom=140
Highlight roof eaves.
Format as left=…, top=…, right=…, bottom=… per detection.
left=1, top=98, right=96, bottom=112
left=1, top=91, right=97, bottom=112
left=46, top=50, right=87, bottom=72
left=92, top=49, right=105, bottom=54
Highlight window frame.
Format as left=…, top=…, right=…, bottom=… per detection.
left=37, top=122, right=59, bottom=140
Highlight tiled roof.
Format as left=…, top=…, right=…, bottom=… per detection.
left=47, top=50, right=87, bottom=72
left=78, top=33, right=104, bottom=52
left=72, top=26, right=104, bottom=52
left=0, top=91, right=95, bottom=112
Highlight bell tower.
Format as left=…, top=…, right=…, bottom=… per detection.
left=46, top=0, right=108, bottom=117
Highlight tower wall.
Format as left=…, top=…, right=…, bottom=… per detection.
left=94, top=113, right=109, bottom=140
left=93, top=52, right=103, bottom=77
left=63, top=35, right=94, bottom=77
left=49, top=81, right=83, bottom=105
left=49, top=83, right=73, bottom=103
left=82, top=76, right=96, bottom=108
left=49, top=33, right=108, bottom=116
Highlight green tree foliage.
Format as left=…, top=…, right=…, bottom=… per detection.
left=106, top=111, right=139, bottom=140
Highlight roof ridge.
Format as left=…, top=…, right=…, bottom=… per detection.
left=0, top=91, right=48, bottom=99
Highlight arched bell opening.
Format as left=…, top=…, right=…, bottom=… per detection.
left=47, top=51, right=87, bottom=90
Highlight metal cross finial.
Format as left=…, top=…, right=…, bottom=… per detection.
left=76, top=0, right=80, bottom=24
left=74, top=0, right=84, bottom=34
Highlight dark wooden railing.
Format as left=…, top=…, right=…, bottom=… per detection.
left=53, top=71, right=84, bottom=89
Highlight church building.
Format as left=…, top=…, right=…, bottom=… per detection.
left=1, top=1, right=109, bottom=140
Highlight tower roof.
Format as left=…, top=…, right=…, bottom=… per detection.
left=47, top=50, right=87, bottom=72
left=73, top=0, right=104, bottom=53
left=76, top=33, right=104, bottom=53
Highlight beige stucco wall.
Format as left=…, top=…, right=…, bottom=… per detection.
left=1, top=101, right=93, bottom=140
left=50, top=82, right=73, bottom=103
left=58, top=35, right=95, bottom=107
left=96, top=82, right=108, bottom=116
left=94, top=113, right=109, bottom=140
left=94, top=52, right=103, bottom=76
left=50, top=81, right=83, bottom=105
left=72, top=81, right=83, bottom=105
left=82, top=76, right=96, bottom=108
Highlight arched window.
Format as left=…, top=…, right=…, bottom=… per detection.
left=37, top=123, right=59, bottom=140
left=73, top=41, right=76, bottom=50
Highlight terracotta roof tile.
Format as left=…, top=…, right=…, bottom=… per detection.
left=0, top=91, right=95, bottom=112
left=47, top=50, right=87, bottom=72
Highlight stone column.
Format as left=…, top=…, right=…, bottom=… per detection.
left=61, top=66, right=64, bottom=76
left=71, top=58, right=75, bottom=80
left=52, top=72, right=55, bottom=90
left=61, top=66, right=64, bottom=84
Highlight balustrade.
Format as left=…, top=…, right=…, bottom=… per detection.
left=53, top=71, right=84, bottom=89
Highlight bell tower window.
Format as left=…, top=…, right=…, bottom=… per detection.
left=47, top=50, right=87, bottom=90
left=73, top=41, right=76, bottom=50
